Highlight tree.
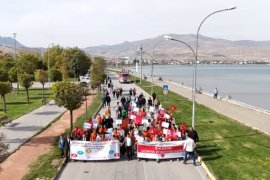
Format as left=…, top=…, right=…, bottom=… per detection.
left=16, top=52, right=39, bottom=74
left=43, top=45, right=91, bottom=80
left=19, top=73, right=32, bottom=104
left=0, top=82, right=12, bottom=113
left=49, top=69, right=63, bottom=82
left=52, top=82, right=84, bottom=131
left=90, top=57, right=107, bottom=90
left=63, top=47, right=91, bottom=77
left=0, top=69, right=9, bottom=82
left=35, top=70, right=48, bottom=100
left=81, top=84, right=91, bottom=119
left=0, top=133, right=9, bottom=163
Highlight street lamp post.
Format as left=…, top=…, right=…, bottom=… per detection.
left=47, top=43, right=54, bottom=89
left=164, top=7, right=236, bottom=129
left=13, top=33, right=19, bottom=95
left=140, top=44, right=143, bottom=84
left=192, top=7, right=236, bottom=129
left=164, top=35, right=197, bottom=128
left=151, top=40, right=165, bottom=96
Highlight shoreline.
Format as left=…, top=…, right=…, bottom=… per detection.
left=129, top=64, right=270, bottom=112
left=164, top=79, right=270, bottom=116
left=108, top=67, right=270, bottom=115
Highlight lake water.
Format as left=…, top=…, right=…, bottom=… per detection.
left=131, top=64, right=270, bottom=111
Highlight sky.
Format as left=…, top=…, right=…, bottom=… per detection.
left=0, top=0, right=269, bottom=48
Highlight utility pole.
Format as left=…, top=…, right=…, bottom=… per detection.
left=140, top=44, right=143, bottom=84
left=13, top=33, right=17, bottom=56
left=13, top=33, right=19, bottom=95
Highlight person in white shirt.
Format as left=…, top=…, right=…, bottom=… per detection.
left=124, top=133, right=133, bottom=161
left=183, top=133, right=196, bottom=165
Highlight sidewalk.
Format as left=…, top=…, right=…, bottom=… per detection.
left=139, top=75, right=270, bottom=135
left=1, top=100, right=66, bottom=154
left=0, top=95, right=95, bottom=180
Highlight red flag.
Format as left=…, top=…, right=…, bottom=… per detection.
left=134, top=115, right=142, bottom=125
left=170, top=105, right=176, bottom=112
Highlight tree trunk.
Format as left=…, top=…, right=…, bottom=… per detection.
left=2, top=95, right=6, bottom=113
left=26, top=88, right=30, bottom=104
left=85, top=96, right=87, bottom=119
left=16, top=83, right=19, bottom=95
left=42, top=83, right=45, bottom=100
left=70, top=110, right=73, bottom=132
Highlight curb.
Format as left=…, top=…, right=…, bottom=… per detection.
left=197, top=156, right=216, bottom=180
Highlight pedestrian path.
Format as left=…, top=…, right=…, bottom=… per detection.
left=133, top=74, right=270, bottom=135
left=0, top=96, right=95, bottom=180
left=0, top=100, right=66, bottom=154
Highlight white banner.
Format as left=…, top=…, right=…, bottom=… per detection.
left=83, top=122, right=92, bottom=129
left=137, top=141, right=185, bottom=159
left=70, top=140, right=120, bottom=160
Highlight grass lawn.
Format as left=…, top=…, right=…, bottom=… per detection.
left=22, top=93, right=101, bottom=180
left=0, top=88, right=51, bottom=121
left=130, top=76, right=270, bottom=180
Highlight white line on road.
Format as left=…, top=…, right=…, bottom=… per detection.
left=143, top=161, right=149, bottom=180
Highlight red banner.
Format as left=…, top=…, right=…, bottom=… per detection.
left=137, top=141, right=185, bottom=159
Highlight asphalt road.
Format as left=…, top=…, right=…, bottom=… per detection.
left=58, top=72, right=207, bottom=180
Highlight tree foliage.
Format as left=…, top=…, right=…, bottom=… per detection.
left=16, top=52, right=39, bottom=75
left=0, top=82, right=12, bottom=113
left=0, top=69, right=9, bottom=81
left=63, top=47, right=91, bottom=77
left=43, top=45, right=91, bottom=80
left=8, top=67, right=18, bottom=83
left=90, top=57, right=107, bottom=89
left=52, top=82, right=84, bottom=131
left=49, top=69, right=63, bottom=82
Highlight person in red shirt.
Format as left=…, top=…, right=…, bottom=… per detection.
left=99, top=125, right=107, bottom=141
left=96, top=114, right=102, bottom=125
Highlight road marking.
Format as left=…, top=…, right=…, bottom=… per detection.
left=89, top=162, right=95, bottom=178
left=143, top=161, right=148, bottom=180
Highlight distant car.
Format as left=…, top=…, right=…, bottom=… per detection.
left=80, top=76, right=90, bottom=84
left=158, top=77, right=163, bottom=81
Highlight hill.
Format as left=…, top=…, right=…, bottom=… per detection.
left=84, top=34, right=270, bottom=61
left=0, top=36, right=41, bottom=55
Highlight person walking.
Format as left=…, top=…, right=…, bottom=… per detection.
left=64, top=134, right=72, bottom=162
left=183, top=133, right=196, bottom=166
left=58, top=134, right=65, bottom=157
left=213, top=88, right=218, bottom=99
left=105, top=95, right=111, bottom=107
left=124, top=133, right=133, bottom=161
left=188, top=127, right=199, bottom=143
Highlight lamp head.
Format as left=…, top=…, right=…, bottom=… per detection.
left=228, top=6, right=236, bottom=10
left=163, top=35, right=173, bottom=41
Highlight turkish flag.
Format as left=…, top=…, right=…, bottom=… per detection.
left=170, top=105, right=176, bottom=112
left=180, top=122, right=187, bottom=134
left=134, top=115, right=142, bottom=125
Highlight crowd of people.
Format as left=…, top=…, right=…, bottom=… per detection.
left=59, top=75, right=199, bottom=163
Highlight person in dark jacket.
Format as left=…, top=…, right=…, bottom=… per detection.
left=187, top=127, right=199, bottom=143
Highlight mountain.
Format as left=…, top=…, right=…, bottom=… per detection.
left=84, top=34, right=270, bottom=61
left=0, top=36, right=42, bottom=55
left=0, top=36, right=25, bottom=48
